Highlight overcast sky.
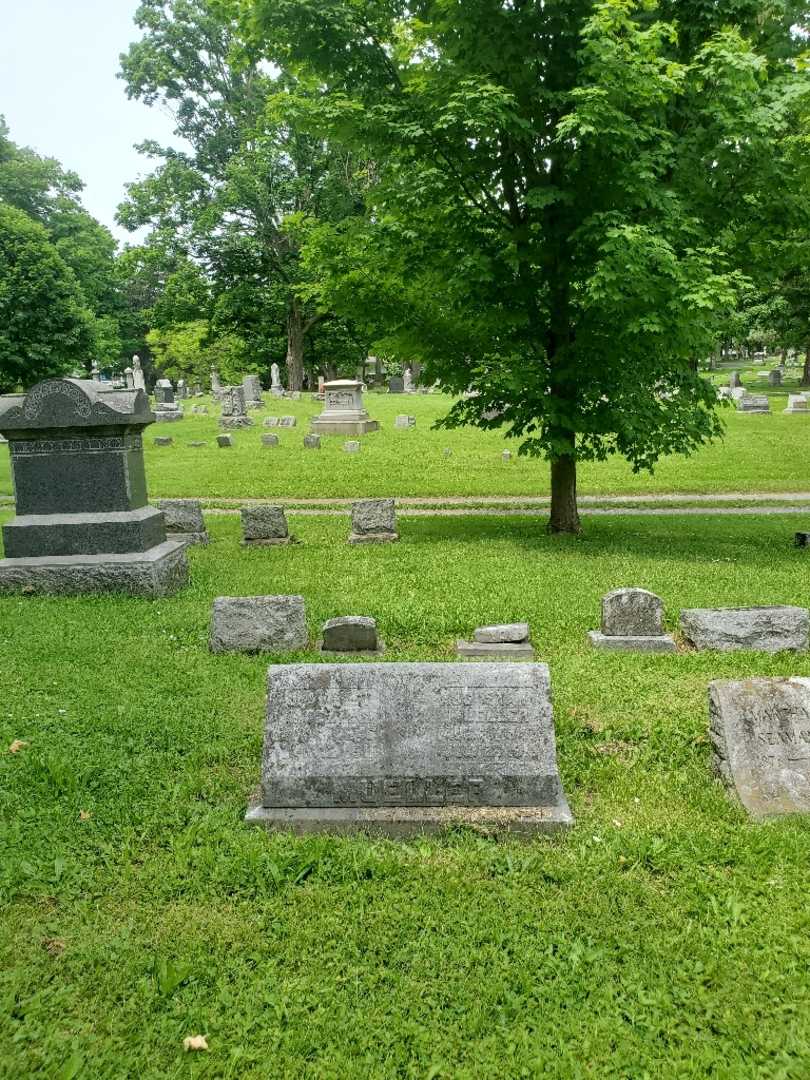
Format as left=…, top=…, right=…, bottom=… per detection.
left=0, top=0, right=178, bottom=244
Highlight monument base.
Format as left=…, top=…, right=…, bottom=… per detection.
left=348, top=531, right=399, bottom=545
left=219, top=417, right=254, bottom=429
left=587, top=631, right=677, bottom=653
left=456, top=640, right=535, bottom=660
left=0, top=540, right=188, bottom=597
left=245, top=801, right=573, bottom=837
left=242, top=536, right=296, bottom=547
left=167, top=530, right=210, bottom=547
left=317, top=639, right=386, bottom=657
left=310, top=419, right=379, bottom=436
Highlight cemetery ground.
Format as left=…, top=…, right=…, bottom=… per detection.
left=2, top=508, right=810, bottom=1077
left=1, top=365, right=810, bottom=504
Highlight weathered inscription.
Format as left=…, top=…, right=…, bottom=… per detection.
left=10, top=435, right=143, bottom=457
left=709, top=678, right=810, bottom=817
left=260, top=663, right=569, bottom=814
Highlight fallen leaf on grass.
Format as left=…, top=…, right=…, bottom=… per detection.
left=42, top=938, right=66, bottom=957
left=183, top=1035, right=209, bottom=1052
left=8, top=740, right=28, bottom=754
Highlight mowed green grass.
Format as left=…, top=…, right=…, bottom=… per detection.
left=2, top=510, right=810, bottom=1078
left=0, top=366, right=808, bottom=500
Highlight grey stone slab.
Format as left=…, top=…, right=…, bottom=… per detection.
left=2, top=506, right=166, bottom=558
left=709, top=677, right=810, bottom=818
left=263, top=417, right=280, bottom=427
left=153, top=408, right=183, bottom=422
left=343, top=441, right=361, bottom=453
left=279, top=416, right=297, bottom=428
left=0, top=539, right=188, bottom=597
left=456, top=641, right=536, bottom=659
left=241, top=505, right=289, bottom=543
left=210, top=595, right=308, bottom=653
left=601, top=587, right=664, bottom=637
left=303, top=435, right=321, bottom=449
left=587, top=631, right=677, bottom=653
left=252, top=662, right=571, bottom=835
left=394, top=415, right=416, bottom=429
left=154, top=437, right=173, bottom=447
left=795, top=533, right=810, bottom=548
left=680, top=607, right=809, bottom=652
left=474, top=623, right=530, bottom=644
left=321, top=616, right=381, bottom=653
left=784, top=395, right=808, bottom=413
left=187, top=441, right=207, bottom=448
left=216, top=435, right=234, bottom=448
left=351, top=499, right=397, bottom=537
left=261, top=435, right=280, bottom=448
left=737, top=395, right=770, bottom=413
left=157, top=499, right=209, bottom=545
left=219, top=415, right=253, bottom=429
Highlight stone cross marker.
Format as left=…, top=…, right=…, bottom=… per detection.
left=709, top=678, right=810, bottom=818
left=0, top=378, right=188, bottom=596
left=246, top=662, right=573, bottom=835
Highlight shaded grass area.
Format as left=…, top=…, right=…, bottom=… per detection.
left=1, top=367, right=810, bottom=500
left=2, top=511, right=810, bottom=1077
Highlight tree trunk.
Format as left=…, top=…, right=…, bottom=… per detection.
left=285, top=303, right=305, bottom=391
left=802, top=346, right=810, bottom=388
left=549, top=452, right=581, bottom=535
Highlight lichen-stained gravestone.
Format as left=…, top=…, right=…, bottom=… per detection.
left=246, top=662, right=573, bottom=835
left=709, top=678, right=810, bottom=818
left=0, top=378, right=188, bottom=596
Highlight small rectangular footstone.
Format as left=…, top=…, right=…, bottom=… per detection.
left=210, top=595, right=308, bottom=653
left=241, top=505, right=291, bottom=545
left=709, top=678, right=810, bottom=818
left=680, top=607, right=809, bottom=652
left=349, top=499, right=398, bottom=544
left=157, top=499, right=209, bottom=546
left=246, top=662, right=572, bottom=835
left=320, top=616, right=382, bottom=653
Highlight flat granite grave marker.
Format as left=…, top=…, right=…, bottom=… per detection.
left=680, top=607, right=809, bottom=652
left=737, top=394, right=770, bottom=413
left=784, top=395, right=808, bottom=414
left=588, top=588, right=676, bottom=652
left=246, top=662, right=573, bottom=835
left=0, top=378, right=188, bottom=596
left=210, top=595, right=308, bottom=653
left=709, top=678, right=810, bottom=818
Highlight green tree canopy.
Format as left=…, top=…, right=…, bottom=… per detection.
left=0, top=204, right=95, bottom=392
left=248, top=0, right=810, bottom=531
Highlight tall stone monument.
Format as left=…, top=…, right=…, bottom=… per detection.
left=219, top=385, right=253, bottom=428
left=310, top=380, right=379, bottom=436
left=270, top=362, right=285, bottom=398
left=243, top=374, right=263, bottom=409
left=131, top=355, right=146, bottom=393
left=246, top=662, right=573, bottom=835
left=0, top=379, right=188, bottom=596
left=211, top=367, right=222, bottom=397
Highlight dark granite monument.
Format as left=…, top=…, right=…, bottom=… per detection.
left=0, top=378, right=188, bottom=596
left=246, top=662, right=573, bottom=835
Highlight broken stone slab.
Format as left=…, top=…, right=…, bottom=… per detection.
left=349, top=498, right=398, bottom=544
left=474, top=623, right=530, bottom=644
left=157, top=498, right=210, bottom=546
left=241, top=505, right=293, bottom=546
left=680, top=606, right=809, bottom=653
left=319, top=616, right=384, bottom=654
left=709, top=677, right=810, bottom=818
left=209, top=595, right=308, bottom=653
left=245, top=661, right=573, bottom=835
left=456, top=640, right=536, bottom=660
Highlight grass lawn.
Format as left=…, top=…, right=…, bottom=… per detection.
left=1, top=365, right=810, bottom=501
left=2, top=510, right=810, bottom=1077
